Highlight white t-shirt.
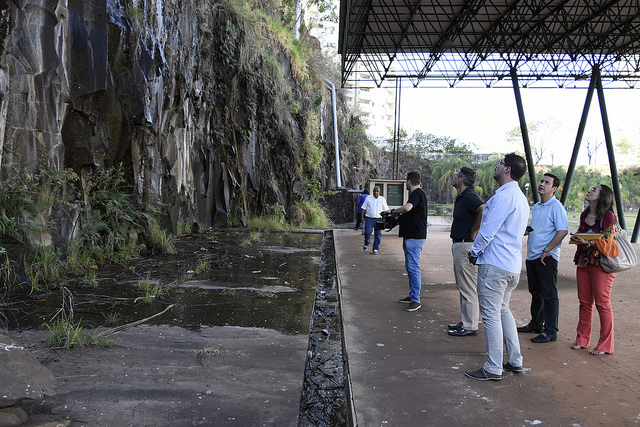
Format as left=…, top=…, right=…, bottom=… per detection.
left=362, top=195, right=389, bottom=219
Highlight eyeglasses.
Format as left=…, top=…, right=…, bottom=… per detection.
left=499, top=160, right=509, bottom=167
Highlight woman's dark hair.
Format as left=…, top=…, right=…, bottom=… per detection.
left=586, top=184, right=615, bottom=220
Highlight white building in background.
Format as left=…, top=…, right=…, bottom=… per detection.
left=304, top=1, right=338, bottom=54
left=303, top=2, right=395, bottom=141
left=343, top=70, right=396, bottom=140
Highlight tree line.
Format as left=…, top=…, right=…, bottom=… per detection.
left=371, top=128, right=640, bottom=212
left=429, top=156, right=640, bottom=213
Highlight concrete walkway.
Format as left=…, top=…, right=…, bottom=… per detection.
left=335, top=228, right=640, bottom=426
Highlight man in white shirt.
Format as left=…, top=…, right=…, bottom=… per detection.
left=465, top=153, right=529, bottom=381
left=361, top=186, right=389, bottom=255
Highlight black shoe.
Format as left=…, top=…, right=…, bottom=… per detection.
left=448, top=321, right=463, bottom=330
left=448, top=328, right=477, bottom=337
left=398, top=296, right=412, bottom=304
left=405, top=301, right=422, bottom=312
left=503, top=362, right=524, bottom=373
left=517, top=324, right=542, bottom=333
left=531, top=332, right=557, bottom=343
left=464, top=368, right=502, bottom=381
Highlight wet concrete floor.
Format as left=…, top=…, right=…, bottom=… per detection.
left=10, top=229, right=326, bottom=426
left=336, top=228, right=640, bottom=426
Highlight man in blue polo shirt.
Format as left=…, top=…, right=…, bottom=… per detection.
left=518, top=173, right=568, bottom=343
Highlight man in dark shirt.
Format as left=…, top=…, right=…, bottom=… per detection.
left=448, top=167, right=485, bottom=337
left=390, top=171, right=428, bottom=312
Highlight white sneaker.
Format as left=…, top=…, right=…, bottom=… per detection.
left=373, top=249, right=379, bottom=254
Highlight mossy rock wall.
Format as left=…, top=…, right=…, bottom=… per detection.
left=0, top=0, right=376, bottom=235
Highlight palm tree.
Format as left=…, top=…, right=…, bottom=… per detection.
left=619, top=168, right=640, bottom=210
left=430, top=157, right=470, bottom=203
left=475, top=159, right=501, bottom=200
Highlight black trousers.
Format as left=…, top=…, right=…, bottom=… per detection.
left=354, top=211, right=363, bottom=229
left=525, top=257, right=559, bottom=334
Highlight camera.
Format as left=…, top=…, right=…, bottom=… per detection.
left=375, top=211, right=401, bottom=231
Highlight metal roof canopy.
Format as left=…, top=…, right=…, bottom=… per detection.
left=338, top=0, right=640, bottom=242
left=339, top=0, right=640, bottom=89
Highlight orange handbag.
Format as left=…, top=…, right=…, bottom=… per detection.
left=595, top=233, right=619, bottom=257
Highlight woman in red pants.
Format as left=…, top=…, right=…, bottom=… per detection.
left=568, top=184, right=617, bottom=355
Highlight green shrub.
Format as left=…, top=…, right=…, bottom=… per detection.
left=43, top=287, right=115, bottom=348
left=240, top=229, right=262, bottom=245
left=44, top=319, right=115, bottom=349
left=0, top=163, right=78, bottom=247
left=147, top=219, right=177, bottom=255
left=246, top=203, right=288, bottom=231
left=177, top=219, right=193, bottom=236
left=137, top=275, right=167, bottom=303
left=289, top=200, right=331, bottom=228
left=23, top=245, right=66, bottom=293
left=67, top=243, right=99, bottom=274
left=72, top=164, right=175, bottom=264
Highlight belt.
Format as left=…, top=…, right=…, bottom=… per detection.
left=366, top=216, right=381, bottom=219
left=452, top=238, right=473, bottom=243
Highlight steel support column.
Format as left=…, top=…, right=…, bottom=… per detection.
left=510, top=68, right=538, bottom=204
left=632, top=210, right=640, bottom=243
left=560, top=73, right=597, bottom=206
left=595, top=73, right=626, bottom=229
left=392, top=78, right=402, bottom=180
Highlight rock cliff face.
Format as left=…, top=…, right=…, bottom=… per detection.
left=0, top=0, right=373, bottom=238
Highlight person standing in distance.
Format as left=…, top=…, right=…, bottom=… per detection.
left=518, top=173, right=568, bottom=343
left=448, top=167, right=485, bottom=337
left=392, top=172, right=428, bottom=312
left=361, top=186, right=389, bottom=254
left=354, top=188, right=369, bottom=232
left=465, top=154, right=529, bottom=381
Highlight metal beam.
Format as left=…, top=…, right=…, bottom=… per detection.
left=511, top=68, right=538, bottom=204
left=595, top=71, right=626, bottom=230
left=392, top=78, right=402, bottom=180
left=632, top=210, right=640, bottom=243
left=560, top=72, right=597, bottom=205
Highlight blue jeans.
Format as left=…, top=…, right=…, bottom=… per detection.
left=403, top=238, right=425, bottom=302
left=364, top=217, right=382, bottom=250
left=477, top=264, right=523, bottom=375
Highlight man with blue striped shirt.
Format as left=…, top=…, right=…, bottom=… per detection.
left=465, top=153, right=529, bottom=381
